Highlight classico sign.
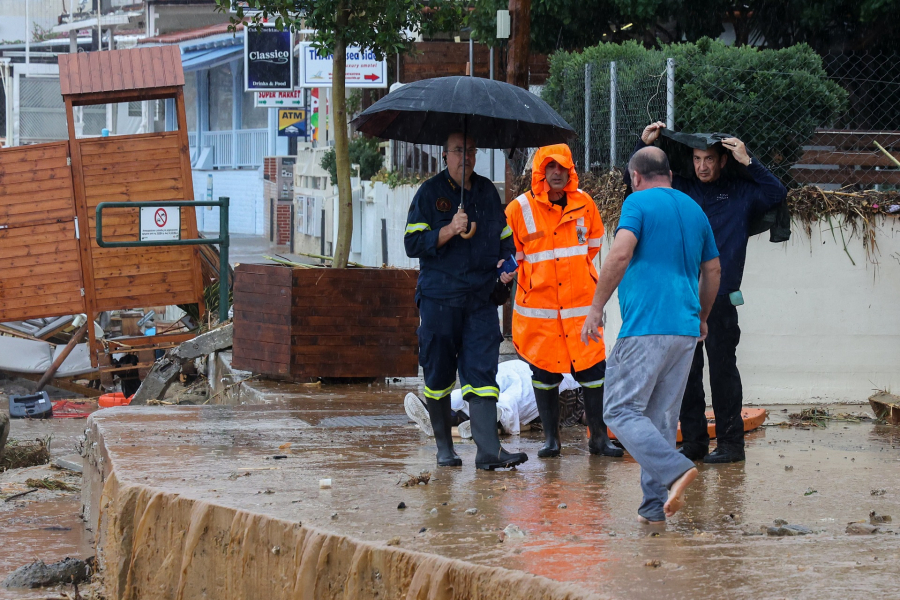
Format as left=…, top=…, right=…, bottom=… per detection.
left=244, top=26, right=294, bottom=92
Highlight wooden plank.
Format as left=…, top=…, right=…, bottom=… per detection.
left=293, top=315, right=419, bottom=328
left=80, top=146, right=182, bottom=166
left=0, top=176, right=75, bottom=196
left=232, top=310, right=291, bottom=326
left=98, top=51, right=113, bottom=93
left=232, top=341, right=291, bottom=363
left=0, top=221, right=73, bottom=239
left=291, top=292, right=416, bottom=308
left=90, top=247, right=191, bottom=267
left=2, top=253, right=81, bottom=272
left=84, top=177, right=183, bottom=196
left=94, top=269, right=194, bottom=289
left=809, top=130, right=900, bottom=149
left=95, top=290, right=199, bottom=312
left=93, top=260, right=193, bottom=279
left=0, top=280, right=84, bottom=301
left=82, top=157, right=182, bottom=176
left=0, top=289, right=83, bottom=311
left=87, top=51, right=102, bottom=96
left=95, top=278, right=194, bottom=300
left=798, top=150, right=900, bottom=168
left=0, top=186, right=76, bottom=205
left=289, top=306, right=418, bottom=319
left=233, top=292, right=291, bottom=313
left=291, top=335, right=415, bottom=347
left=82, top=167, right=184, bottom=188
left=82, top=188, right=187, bottom=205
left=0, top=166, right=71, bottom=187
left=0, top=261, right=82, bottom=283
left=129, top=47, right=146, bottom=90
left=0, top=155, right=69, bottom=177
left=0, top=240, right=79, bottom=260
left=232, top=271, right=293, bottom=288
left=0, top=210, right=74, bottom=229
left=0, top=300, right=87, bottom=323
left=150, top=46, right=166, bottom=89
left=161, top=45, right=179, bottom=87
left=231, top=356, right=289, bottom=375
left=0, top=196, right=75, bottom=217
left=232, top=281, right=292, bottom=297
left=233, top=321, right=291, bottom=343
left=790, top=168, right=900, bottom=186
left=0, top=142, right=68, bottom=163
left=78, top=131, right=180, bottom=155
left=289, top=324, right=416, bottom=336
left=235, top=264, right=294, bottom=279
left=109, top=48, right=125, bottom=92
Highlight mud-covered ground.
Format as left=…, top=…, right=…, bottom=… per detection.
left=84, top=386, right=900, bottom=600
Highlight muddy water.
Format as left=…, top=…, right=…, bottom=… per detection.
left=0, top=498, right=93, bottom=599
left=88, top=396, right=900, bottom=600
left=0, top=403, right=95, bottom=597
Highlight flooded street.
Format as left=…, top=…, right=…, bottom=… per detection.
left=81, top=382, right=900, bottom=600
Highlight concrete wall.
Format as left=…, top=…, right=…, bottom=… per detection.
left=192, top=168, right=264, bottom=236
left=600, top=218, right=900, bottom=404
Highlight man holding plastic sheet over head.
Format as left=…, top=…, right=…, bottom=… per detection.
left=631, top=123, right=788, bottom=464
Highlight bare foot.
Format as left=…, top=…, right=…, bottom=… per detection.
left=636, top=515, right=665, bottom=526
left=664, top=467, right=698, bottom=518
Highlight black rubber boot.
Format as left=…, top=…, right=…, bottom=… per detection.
left=468, top=396, right=528, bottom=471
left=583, top=386, right=624, bottom=457
left=678, top=444, right=709, bottom=461
left=533, top=386, right=561, bottom=458
left=426, top=398, right=462, bottom=467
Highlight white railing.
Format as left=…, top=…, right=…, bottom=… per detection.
left=188, top=128, right=268, bottom=169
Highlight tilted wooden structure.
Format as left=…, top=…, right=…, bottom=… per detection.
left=0, top=46, right=204, bottom=368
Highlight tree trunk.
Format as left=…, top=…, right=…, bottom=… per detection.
left=507, top=0, right=531, bottom=89
left=331, top=4, right=353, bottom=269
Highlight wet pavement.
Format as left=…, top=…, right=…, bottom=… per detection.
left=85, top=387, right=900, bottom=600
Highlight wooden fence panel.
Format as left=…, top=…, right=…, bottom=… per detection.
left=0, top=142, right=86, bottom=321
left=73, top=131, right=204, bottom=314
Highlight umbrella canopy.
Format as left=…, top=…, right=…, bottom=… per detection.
left=351, top=76, right=575, bottom=149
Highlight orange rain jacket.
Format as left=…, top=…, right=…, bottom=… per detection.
left=505, top=145, right=606, bottom=373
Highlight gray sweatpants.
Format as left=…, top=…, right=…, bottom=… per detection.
left=603, top=334, right=698, bottom=521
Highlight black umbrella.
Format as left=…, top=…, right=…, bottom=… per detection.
left=351, top=76, right=575, bottom=237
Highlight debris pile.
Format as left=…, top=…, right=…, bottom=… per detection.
left=0, top=437, right=50, bottom=472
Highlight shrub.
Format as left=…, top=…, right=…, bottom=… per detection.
left=320, top=137, right=385, bottom=183
left=543, top=39, right=848, bottom=183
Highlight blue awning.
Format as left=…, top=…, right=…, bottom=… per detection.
left=181, top=45, right=242, bottom=72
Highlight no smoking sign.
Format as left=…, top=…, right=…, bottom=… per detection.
left=140, top=206, right=181, bottom=241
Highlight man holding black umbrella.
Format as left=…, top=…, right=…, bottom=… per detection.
left=633, top=122, right=787, bottom=464
left=404, top=132, right=528, bottom=471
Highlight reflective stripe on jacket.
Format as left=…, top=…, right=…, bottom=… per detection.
left=505, top=144, right=606, bottom=373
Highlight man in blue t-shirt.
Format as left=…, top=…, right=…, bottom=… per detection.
left=581, top=146, right=721, bottom=524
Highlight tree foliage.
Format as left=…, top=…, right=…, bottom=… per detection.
left=543, top=39, right=847, bottom=182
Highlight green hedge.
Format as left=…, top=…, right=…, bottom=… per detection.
left=543, top=39, right=848, bottom=183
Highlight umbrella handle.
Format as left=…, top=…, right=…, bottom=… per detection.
left=457, top=205, right=476, bottom=239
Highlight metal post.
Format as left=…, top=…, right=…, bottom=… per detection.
left=25, top=0, right=30, bottom=64
left=381, top=218, right=388, bottom=266
left=584, top=63, right=591, bottom=172
left=609, top=61, right=617, bottom=168
left=219, top=197, right=230, bottom=323
left=469, top=38, right=474, bottom=76
left=489, top=47, right=494, bottom=80
left=666, top=57, right=675, bottom=130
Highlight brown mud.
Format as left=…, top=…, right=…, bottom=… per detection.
left=80, top=391, right=900, bottom=600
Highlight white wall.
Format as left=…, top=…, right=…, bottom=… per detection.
left=192, top=169, right=264, bottom=236
left=0, top=0, right=58, bottom=44
left=601, top=218, right=900, bottom=404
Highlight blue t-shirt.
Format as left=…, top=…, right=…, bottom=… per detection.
left=615, top=187, right=719, bottom=338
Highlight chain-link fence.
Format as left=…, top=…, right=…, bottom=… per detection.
left=547, top=49, right=900, bottom=190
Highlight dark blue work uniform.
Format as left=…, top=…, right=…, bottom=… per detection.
left=404, top=169, right=515, bottom=403
left=629, top=139, right=787, bottom=457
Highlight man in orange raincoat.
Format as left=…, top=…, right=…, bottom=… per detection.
left=505, top=144, right=623, bottom=458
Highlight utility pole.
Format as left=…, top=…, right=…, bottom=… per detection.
left=506, top=0, right=530, bottom=89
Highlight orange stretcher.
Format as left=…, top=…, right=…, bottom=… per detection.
left=597, top=408, right=768, bottom=442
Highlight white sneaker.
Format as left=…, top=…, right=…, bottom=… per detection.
left=458, top=420, right=472, bottom=439
left=404, top=393, right=433, bottom=437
